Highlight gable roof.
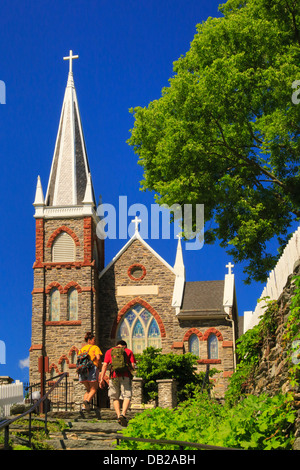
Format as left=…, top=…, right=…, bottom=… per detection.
left=178, top=280, right=226, bottom=319
left=98, top=231, right=176, bottom=279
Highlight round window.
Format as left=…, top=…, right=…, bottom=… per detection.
left=128, top=264, right=146, bottom=281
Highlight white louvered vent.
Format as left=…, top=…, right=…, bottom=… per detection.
left=52, top=232, right=75, bottom=262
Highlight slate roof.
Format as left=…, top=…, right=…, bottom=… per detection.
left=45, top=71, right=96, bottom=207
left=180, top=280, right=225, bottom=316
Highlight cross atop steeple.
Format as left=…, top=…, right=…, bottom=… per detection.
left=226, top=262, right=234, bottom=275
left=63, top=50, right=79, bottom=74
left=131, top=215, right=141, bottom=233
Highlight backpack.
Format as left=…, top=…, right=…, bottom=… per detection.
left=76, top=346, right=94, bottom=375
left=111, top=347, right=129, bottom=374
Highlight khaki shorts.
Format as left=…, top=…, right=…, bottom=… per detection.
left=108, top=376, right=132, bottom=400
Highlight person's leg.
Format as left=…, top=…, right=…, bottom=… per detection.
left=119, top=377, right=132, bottom=425
left=113, top=399, right=121, bottom=418
left=122, top=398, right=131, bottom=416
left=82, top=382, right=91, bottom=409
left=87, top=382, right=98, bottom=404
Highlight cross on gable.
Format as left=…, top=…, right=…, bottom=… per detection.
left=131, top=215, right=141, bottom=233
left=63, top=50, right=79, bottom=74
left=226, top=262, right=234, bottom=275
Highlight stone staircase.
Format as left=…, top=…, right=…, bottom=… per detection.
left=6, top=408, right=140, bottom=450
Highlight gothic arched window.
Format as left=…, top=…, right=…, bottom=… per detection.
left=208, top=334, right=218, bottom=359
left=188, top=334, right=200, bottom=357
left=50, top=287, right=60, bottom=321
left=68, top=287, right=78, bottom=321
left=117, top=304, right=161, bottom=355
left=52, top=232, right=75, bottom=262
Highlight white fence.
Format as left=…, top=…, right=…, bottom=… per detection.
left=0, top=381, right=24, bottom=416
left=244, top=226, right=300, bottom=333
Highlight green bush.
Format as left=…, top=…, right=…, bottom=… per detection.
left=117, top=391, right=296, bottom=450
left=135, top=347, right=216, bottom=402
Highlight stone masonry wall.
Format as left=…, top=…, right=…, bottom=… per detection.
left=241, top=262, right=300, bottom=449
left=30, top=216, right=101, bottom=387
left=98, top=239, right=235, bottom=399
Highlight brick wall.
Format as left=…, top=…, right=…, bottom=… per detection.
left=30, top=216, right=101, bottom=386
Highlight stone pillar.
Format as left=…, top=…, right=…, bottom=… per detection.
left=156, top=379, right=177, bottom=409
left=131, top=377, right=144, bottom=407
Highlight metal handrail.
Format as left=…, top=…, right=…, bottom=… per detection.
left=0, top=372, right=68, bottom=450
left=116, top=434, right=241, bottom=451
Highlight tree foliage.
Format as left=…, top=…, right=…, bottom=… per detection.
left=128, top=0, right=300, bottom=283
left=135, top=347, right=215, bottom=402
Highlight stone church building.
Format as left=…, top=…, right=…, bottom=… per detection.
left=29, top=53, right=239, bottom=403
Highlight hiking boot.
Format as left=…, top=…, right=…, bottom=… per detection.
left=83, top=400, right=91, bottom=411
left=118, top=414, right=128, bottom=427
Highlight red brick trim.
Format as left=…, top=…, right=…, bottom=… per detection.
left=45, top=281, right=64, bottom=294
left=58, top=354, right=69, bottom=365
left=33, top=260, right=44, bottom=268
left=63, top=281, right=82, bottom=293
left=171, top=342, right=184, bottom=349
left=222, top=341, right=233, bottom=348
left=31, top=288, right=44, bottom=294
left=111, top=297, right=166, bottom=338
left=197, top=359, right=222, bottom=364
left=46, top=226, right=80, bottom=248
left=84, top=217, right=92, bottom=262
left=45, top=321, right=82, bottom=326
left=223, top=371, right=234, bottom=377
left=203, top=327, right=223, bottom=341
left=29, top=344, right=43, bottom=352
left=35, top=219, right=44, bottom=262
left=43, top=261, right=93, bottom=269
left=68, top=346, right=79, bottom=357
left=183, top=328, right=203, bottom=342
left=81, top=286, right=96, bottom=292
left=127, top=264, right=147, bottom=281
left=49, top=363, right=60, bottom=375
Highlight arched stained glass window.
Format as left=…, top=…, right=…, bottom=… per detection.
left=50, top=288, right=60, bottom=321
left=117, top=304, right=162, bottom=355
left=208, top=334, right=218, bottom=359
left=188, top=334, right=199, bottom=357
left=68, top=287, right=78, bottom=321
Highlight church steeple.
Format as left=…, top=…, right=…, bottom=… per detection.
left=45, top=50, right=96, bottom=208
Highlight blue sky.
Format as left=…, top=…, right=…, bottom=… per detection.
left=0, top=0, right=274, bottom=383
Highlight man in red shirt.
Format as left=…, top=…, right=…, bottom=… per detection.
left=99, top=340, right=136, bottom=426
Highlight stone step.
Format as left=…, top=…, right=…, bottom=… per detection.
left=44, top=437, right=117, bottom=450
left=4, top=408, right=136, bottom=450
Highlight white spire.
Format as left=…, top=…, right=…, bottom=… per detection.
left=45, top=51, right=95, bottom=208
left=82, top=173, right=94, bottom=204
left=172, top=235, right=186, bottom=310
left=33, top=175, right=45, bottom=218
left=173, top=235, right=185, bottom=277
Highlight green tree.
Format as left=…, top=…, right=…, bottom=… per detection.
left=135, top=347, right=215, bottom=402
left=128, top=0, right=300, bottom=283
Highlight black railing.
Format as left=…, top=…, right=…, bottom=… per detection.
left=25, top=373, right=73, bottom=412
left=116, top=435, right=241, bottom=450
left=0, top=372, right=68, bottom=450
